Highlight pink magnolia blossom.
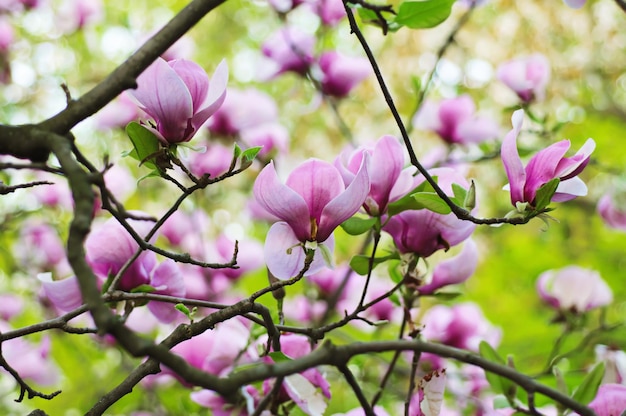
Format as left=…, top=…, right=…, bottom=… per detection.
left=0, top=322, right=59, bottom=385
left=188, top=142, right=235, bottom=179
left=16, top=221, right=66, bottom=271
left=262, top=27, right=315, bottom=77
left=383, top=168, right=476, bottom=258
left=588, top=384, right=626, bottom=416
left=413, top=95, right=500, bottom=145
left=268, top=0, right=307, bottom=13
left=597, top=189, right=626, bottom=232
left=335, top=135, right=414, bottom=216
left=537, top=266, right=612, bottom=313
left=38, top=272, right=83, bottom=312
left=421, top=303, right=501, bottom=352
left=253, top=158, right=370, bottom=279
left=418, top=239, right=479, bottom=295
left=595, top=345, right=626, bottom=384
left=501, top=109, right=595, bottom=208
left=317, top=51, right=370, bottom=98
left=85, top=216, right=185, bottom=322
left=0, top=18, right=14, bottom=52
left=497, top=54, right=550, bottom=103
left=208, top=88, right=278, bottom=136
left=130, top=57, right=228, bottom=144
left=58, top=0, right=103, bottom=33
left=95, top=93, right=142, bottom=130
left=311, top=0, right=347, bottom=26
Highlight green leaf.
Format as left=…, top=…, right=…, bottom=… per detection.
left=478, top=342, right=517, bottom=403
left=386, top=178, right=437, bottom=216
left=534, top=178, right=560, bottom=212
left=464, top=180, right=476, bottom=211
left=130, top=284, right=156, bottom=294
left=125, top=122, right=160, bottom=169
left=393, top=0, right=456, bottom=29
left=350, top=253, right=398, bottom=275
left=268, top=351, right=292, bottom=362
left=175, top=303, right=192, bottom=319
left=356, top=5, right=379, bottom=22
left=413, top=192, right=452, bottom=214
left=233, top=143, right=242, bottom=159
left=451, top=183, right=467, bottom=204
left=241, top=146, right=262, bottom=163
left=340, top=217, right=377, bottom=235
left=571, top=362, right=605, bottom=405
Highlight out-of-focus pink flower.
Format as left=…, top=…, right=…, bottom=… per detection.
left=95, top=93, right=142, bottom=130
left=564, top=0, right=586, bottom=8
left=0, top=322, right=59, bottom=385
left=207, top=88, right=289, bottom=157
left=32, top=173, right=73, bottom=209
left=311, top=0, right=347, bottom=26
left=383, top=168, right=476, bottom=258
left=188, top=142, right=234, bottom=179
left=501, top=110, right=595, bottom=208
left=317, top=51, right=370, bottom=98
left=0, top=18, right=14, bottom=52
left=130, top=58, right=228, bottom=144
left=418, top=239, right=479, bottom=295
left=38, top=273, right=83, bottom=312
left=421, top=303, right=501, bottom=351
left=16, top=221, right=66, bottom=271
left=0, top=294, right=23, bottom=321
left=58, top=0, right=103, bottom=33
left=588, top=384, right=626, bottom=416
left=254, top=158, right=370, bottom=279
left=209, top=88, right=278, bottom=136
left=595, top=345, right=626, bottom=384
left=598, top=188, right=626, bottom=232
left=85, top=215, right=185, bottom=322
left=537, top=265, right=612, bottom=313
left=497, top=54, right=550, bottom=103
left=335, top=135, right=413, bottom=216
left=170, top=318, right=256, bottom=384
left=262, top=27, right=315, bottom=77
left=191, top=385, right=259, bottom=415
left=413, top=95, right=500, bottom=145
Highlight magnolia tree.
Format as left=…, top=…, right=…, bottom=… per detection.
left=0, top=0, right=625, bottom=414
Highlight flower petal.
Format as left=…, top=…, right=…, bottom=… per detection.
left=38, top=273, right=83, bottom=311
left=552, top=176, right=587, bottom=202
left=130, top=57, right=193, bottom=140
left=419, top=239, right=478, bottom=295
left=524, top=139, right=570, bottom=202
left=147, top=259, right=186, bottom=323
left=264, top=223, right=334, bottom=279
left=191, top=59, right=229, bottom=131
left=286, top=159, right=346, bottom=229
left=501, top=109, right=526, bottom=205
left=254, top=161, right=311, bottom=241
left=317, top=155, right=370, bottom=241
left=369, top=135, right=405, bottom=213
left=284, top=373, right=328, bottom=416
left=169, top=59, right=209, bottom=111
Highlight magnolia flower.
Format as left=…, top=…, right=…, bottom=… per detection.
left=501, top=110, right=595, bottom=209
left=588, top=384, right=626, bottom=416
left=130, top=57, right=228, bottom=144
left=497, top=54, right=550, bottom=103
left=253, top=158, right=370, bottom=279
left=313, top=0, right=347, bottom=26
left=537, top=266, right=612, bottom=313
left=421, top=303, right=501, bottom=352
left=597, top=188, right=626, bottom=232
left=383, top=168, right=476, bottom=258
left=208, top=88, right=278, bottom=136
left=413, top=95, right=500, bottom=145
left=317, top=51, right=370, bottom=98
left=335, top=135, right=414, bottom=216
left=418, top=239, right=479, bottom=295
left=85, top=216, right=185, bottom=322
left=409, top=370, right=447, bottom=416
left=262, top=26, right=315, bottom=77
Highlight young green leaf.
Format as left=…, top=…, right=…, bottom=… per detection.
left=125, top=122, right=160, bottom=169
left=478, top=341, right=517, bottom=403
left=175, top=303, right=192, bottom=320
left=130, top=284, right=156, bottom=294
left=394, top=0, right=456, bottom=29
left=571, top=362, right=605, bottom=405
left=340, top=217, right=378, bottom=235
left=241, top=146, right=262, bottom=164
left=349, top=254, right=398, bottom=275
left=413, top=192, right=453, bottom=214
left=534, top=177, right=560, bottom=212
